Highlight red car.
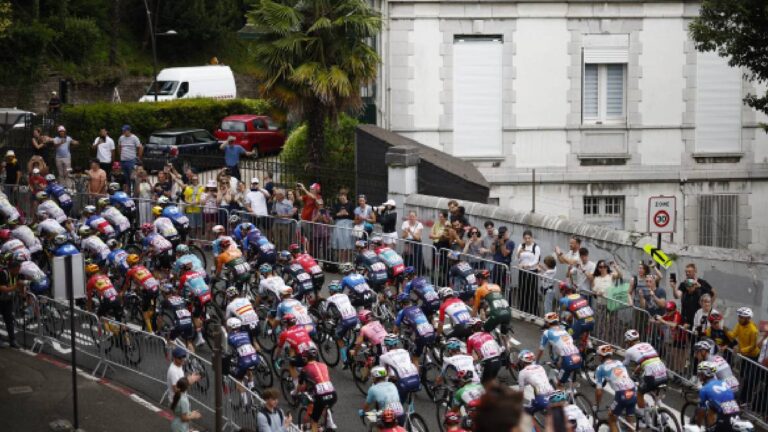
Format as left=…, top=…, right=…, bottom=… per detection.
left=214, top=115, right=286, bottom=156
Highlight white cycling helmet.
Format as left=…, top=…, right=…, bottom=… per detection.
left=371, top=366, right=387, bottom=379
left=212, top=225, right=225, bottom=234
left=438, top=287, right=455, bottom=300
left=226, top=317, right=242, bottom=330
left=731, top=419, right=755, bottom=432
left=624, top=329, right=640, bottom=342
left=737, top=307, right=753, bottom=318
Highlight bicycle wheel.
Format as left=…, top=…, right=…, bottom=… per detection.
left=203, top=318, right=222, bottom=352
left=256, top=320, right=276, bottom=353
left=420, top=362, right=442, bottom=401
left=505, top=347, right=521, bottom=385
left=42, top=303, right=64, bottom=338
left=655, top=407, right=682, bottom=432
left=406, top=412, right=429, bottom=432
left=279, top=369, right=298, bottom=407
left=123, top=297, right=144, bottom=330
left=316, top=330, right=340, bottom=367
left=189, top=245, right=207, bottom=270
left=435, top=398, right=449, bottom=432
left=213, top=290, right=228, bottom=313
left=121, top=330, right=142, bottom=366
left=680, top=402, right=697, bottom=426
left=297, top=406, right=311, bottom=431
left=351, top=361, right=371, bottom=395
left=156, top=312, right=175, bottom=339
left=185, top=356, right=210, bottom=393
left=254, top=354, right=274, bottom=389
left=573, top=392, right=596, bottom=424
left=580, top=350, right=598, bottom=387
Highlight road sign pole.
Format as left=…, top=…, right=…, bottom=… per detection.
left=213, top=326, right=223, bottom=432
left=65, top=254, right=80, bottom=430
left=657, top=233, right=662, bottom=250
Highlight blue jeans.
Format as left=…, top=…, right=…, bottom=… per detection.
left=120, top=160, right=136, bottom=194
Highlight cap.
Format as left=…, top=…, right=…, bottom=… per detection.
left=172, top=347, right=187, bottom=359
left=226, top=136, right=236, bottom=142
left=382, top=199, right=395, bottom=207
left=206, top=180, right=217, bottom=188
left=251, top=177, right=260, bottom=184
left=121, top=124, right=131, bottom=132
left=5, top=150, right=14, bottom=156
left=57, top=125, right=66, bottom=132
left=32, top=168, right=40, bottom=174
left=112, top=161, right=120, bottom=169
left=310, top=183, right=320, bottom=191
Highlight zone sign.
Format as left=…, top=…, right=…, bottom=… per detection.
left=647, top=196, right=677, bottom=234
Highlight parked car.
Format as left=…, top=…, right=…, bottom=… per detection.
left=213, top=115, right=285, bottom=157
left=143, top=128, right=222, bottom=173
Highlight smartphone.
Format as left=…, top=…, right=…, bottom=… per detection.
left=550, top=405, right=568, bottom=432
left=670, top=273, right=677, bottom=282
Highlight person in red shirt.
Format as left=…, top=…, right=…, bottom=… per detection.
left=656, top=300, right=686, bottom=371
left=298, top=349, right=337, bottom=432
left=277, top=313, right=316, bottom=388
left=443, top=410, right=470, bottom=432
left=122, top=254, right=160, bottom=331
left=85, top=263, right=122, bottom=320
left=378, top=408, right=406, bottom=432
left=466, top=320, right=503, bottom=385
left=297, top=182, right=320, bottom=221
left=28, top=167, right=48, bottom=194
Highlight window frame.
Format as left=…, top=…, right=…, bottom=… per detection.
left=582, top=63, right=627, bottom=125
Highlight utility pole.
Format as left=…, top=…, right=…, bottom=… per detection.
left=531, top=169, right=536, bottom=213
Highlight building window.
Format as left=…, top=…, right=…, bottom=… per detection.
left=583, top=63, right=625, bottom=124
left=583, top=196, right=625, bottom=229
left=698, top=195, right=738, bottom=248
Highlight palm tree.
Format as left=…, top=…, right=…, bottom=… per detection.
left=240, top=0, right=380, bottom=172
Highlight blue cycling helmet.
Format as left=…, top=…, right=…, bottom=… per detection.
left=396, top=292, right=410, bottom=304
left=383, top=333, right=400, bottom=348
left=403, top=266, right=415, bottom=276
left=278, top=250, right=292, bottom=261
left=445, top=337, right=462, bottom=352
left=259, top=263, right=272, bottom=274
left=548, top=391, right=567, bottom=404
left=518, top=349, right=536, bottom=365
left=328, top=280, right=343, bottom=294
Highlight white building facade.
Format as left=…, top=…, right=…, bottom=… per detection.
left=374, top=0, right=768, bottom=252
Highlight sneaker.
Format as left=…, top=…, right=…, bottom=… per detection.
left=9, top=341, right=20, bottom=349
left=194, top=335, right=206, bottom=347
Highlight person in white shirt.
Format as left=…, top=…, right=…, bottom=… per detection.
left=165, top=347, right=200, bottom=405
left=400, top=210, right=424, bottom=271
left=244, top=177, right=270, bottom=217
left=568, top=247, right=596, bottom=295
left=92, top=128, right=115, bottom=173
left=515, top=229, right=541, bottom=315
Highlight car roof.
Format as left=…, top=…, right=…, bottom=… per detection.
left=150, top=128, right=209, bottom=135
left=221, top=115, right=269, bottom=122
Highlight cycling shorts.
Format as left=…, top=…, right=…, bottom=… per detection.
left=169, top=323, right=195, bottom=342
left=420, top=301, right=440, bottom=317
left=153, top=252, right=173, bottom=270
left=29, top=279, right=51, bottom=295
left=410, top=333, right=436, bottom=357
left=557, top=354, right=583, bottom=384
left=256, top=252, right=276, bottom=267
left=289, top=354, right=307, bottom=368
left=610, top=389, right=637, bottom=416
left=233, top=357, right=260, bottom=380
left=97, top=298, right=123, bottom=320
left=191, top=297, right=207, bottom=319
left=311, top=391, right=338, bottom=422
left=483, top=311, right=512, bottom=334
left=638, top=375, right=668, bottom=394
left=525, top=394, right=552, bottom=415
left=480, top=356, right=502, bottom=384
left=706, top=415, right=738, bottom=432
left=458, top=288, right=476, bottom=303
left=166, top=235, right=181, bottom=249
left=395, top=374, right=421, bottom=402
left=447, top=322, right=472, bottom=339
left=349, top=291, right=375, bottom=309
left=570, top=320, right=594, bottom=343
left=141, top=289, right=158, bottom=312
left=335, top=317, right=358, bottom=339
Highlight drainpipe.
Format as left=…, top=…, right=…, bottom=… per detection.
left=383, top=0, right=390, bottom=129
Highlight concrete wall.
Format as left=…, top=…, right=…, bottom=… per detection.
left=405, top=193, right=768, bottom=323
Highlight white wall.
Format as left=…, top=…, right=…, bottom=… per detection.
left=640, top=129, right=684, bottom=165
left=411, top=19, right=443, bottom=132
left=513, top=131, right=569, bottom=167
left=639, top=18, right=685, bottom=126
left=513, top=19, right=570, bottom=127
left=749, top=182, right=768, bottom=252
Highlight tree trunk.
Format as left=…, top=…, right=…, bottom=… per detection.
left=305, top=101, right=327, bottom=179
left=109, top=0, right=119, bottom=66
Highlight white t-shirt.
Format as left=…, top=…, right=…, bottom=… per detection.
left=400, top=221, right=423, bottom=241
left=245, top=189, right=269, bottom=216
left=93, top=136, right=115, bottom=163
left=571, top=260, right=596, bottom=293
left=166, top=363, right=185, bottom=397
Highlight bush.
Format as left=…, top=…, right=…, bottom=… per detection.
left=55, top=17, right=105, bottom=64
left=58, top=98, right=272, bottom=169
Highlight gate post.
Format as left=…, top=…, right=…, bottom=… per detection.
left=385, top=146, right=420, bottom=210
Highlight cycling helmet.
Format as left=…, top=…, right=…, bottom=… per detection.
left=448, top=250, right=461, bottom=260
left=370, top=236, right=383, bottom=246
left=258, top=263, right=272, bottom=275
left=445, top=338, right=462, bottom=352
left=212, top=225, right=225, bottom=234
left=381, top=408, right=396, bottom=424
left=328, top=280, right=343, bottom=294
left=0, top=229, right=10, bottom=241
left=544, top=312, right=560, bottom=324
left=383, top=333, right=400, bottom=348
left=548, top=390, right=568, bottom=404
left=444, top=411, right=461, bottom=426
left=240, top=222, right=253, bottom=232
left=708, top=310, right=723, bottom=323
left=85, top=263, right=100, bottom=275
left=278, top=250, right=291, bottom=262
left=10, top=251, right=26, bottom=264
left=219, top=238, right=231, bottom=249
left=396, top=292, right=410, bottom=304
left=36, top=209, right=49, bottom=219
left=126, top=254, right=140, bottom=266
left=281, top=313, right=297, bottom=327
left=226, top=286, right=239, bottom=298
left=82, top=205, right=96, bottom=215
left=108, top=182, right=120, bottom=193
left=403, top=266, right=415, bottom=276
left=289, top=243, right=301, bottom=254
left=302, top=348, right=319, bottom=361
left=624, top=329, right=640, bottom=343
left=228, top=214, right=240, bottom=225
left=596, top=345, right=614, bottom=357
left=475, top=269, right=490, bottom=280
left=559, top=281, right=574, bottom=293
left=456, top=369, right=474, bottom=384
left=358, top=309, right=373, bottom=325
left=518, top=349, right=536, bottom=365
left=226, top=317, right=242, bottom=330
left=35, top=191, right=49, bottom=200
left=152, top=206, right=163, bottom=217
left=175, top=244, right=189, bottom=254
left=46, top=174, right=57, bottom=182
left=697, top=361, right=717, bottom=378
left=157, top=196, right=170, bottom=205
left=53, top=234, right=68, bottom=246
left=280, top=286, right=293, bottom=297
left=354, top=240, right=367, bottom=249
left=340, top=262, right=354, bottom=274
left=694, top=340, right=714, bottom=353
left=371, top=366, right=388, bottom=379
left=78, top=225, right=93, bottom=236
left=140, top=223, right=154, bottom=234
left=106, top=239, right=119, bottom=249
left=470, top=318, right=484, bottom=331
left=737, top=307, right=753, bottom=318
left=97, top=197, right=110, bottom=209
left=665, top=300, right=677, bottom=311
left=438, top=287, right=455, bottom=300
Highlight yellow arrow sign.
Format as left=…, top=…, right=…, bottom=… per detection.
left=643, top=244, right=673, bottom=269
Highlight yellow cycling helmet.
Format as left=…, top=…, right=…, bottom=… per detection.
left=152, top=206, right=163, bottom=217
left=85, top=263, right=100, bottom=275
left=126, top=254, right=140, bottom=266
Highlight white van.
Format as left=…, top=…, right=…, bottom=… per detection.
left=139, top=65, right=237, bottom=102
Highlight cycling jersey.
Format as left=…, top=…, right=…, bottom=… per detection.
left=153, top=217, right=178, bottom=239
left=342, top=273, right=373, bottom=296
left=19, top=261, right=49, bottom=294
left=376, top=247, right=404, bottom=276
left=442, top=354, right=480, bottom=383
left=86, top=214, right=116, bottom=238
left=518, top=364, right=555, bottom=396
left=395, top=305, right=435, bottom=338
left=216, top=248, right=245, bottom=274
left=355, top=250, right=388, bottom=286
left=360, top=321, right=388, bottom=346
left=212, top=235, right=236, bottom=256
left=38, top=200, right=67, bottom=223
left=453, top=383, right=484, bottom=409
left=439, top=297, right=472, bottom=325
left=178, top=270, right=209, bottom=298
left=480, top=291, right=511, bottom=334
left=54, top=243, right=79, bottom=257
left=0, top=198, right=20, bottom=223
left=46, top=183, right=73, bottom=209
left=172, top=254, right=204, bottom=275
left=1, top=239, right=30, bottom=257
left=225, top=297, right=259, bottom=327
left=301, top=361, right=335, bottom=395
left=565, top=405, right=595, bottom=432
left=125, top=265, right=160, bottom=293
left=699, top=379, right=740, bottom=417
left=228, top=330, right=260, bottom=372
left=284, top=263, right=314, bottom=294
left=366, top=382, right=404, bottom=417
left=623, top=342, right=667, bottom=379
left=278, top=325, right=315, bottom=355
left=276, top=298, right=313, bottom=327
left=467, top=332, right=502, bottom=360
left=224, top=256, right=251, bottom=283
left=101, top=207, right=130, bottom=234
left=162, top=295, right=193, bottom=329
left=161, top=206, right=189, bottom=231
left=107, top=249, right=129, bottom=274
left=87, top=274, right=118, bottom=301
left=142, top=233, right=172, bottom=255
left=540, top=327, right=581, bottom=358
left=81, top=235, right=110, bottom=262
left=595, top=359, right=636, bottom=392
left=450, top=262, right=477, bottom=298
left=109, top=191, right=136, bottom=214
left=259, top=275, right=287, bottom=300
left=559, top=293, right=595, bottom=322
left=11, top=226, right=42, bottom=254
left=325, top=293, right=358, bottom=322
left=380, top=348, right=419, bottom=379
left=36, top=219, right=66, bottom=238
left=403, top=278, right=440, bottom=312
left=708, top=354, right=739, bottom=392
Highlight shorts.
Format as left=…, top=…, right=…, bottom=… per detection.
left=154, top=251, right=173, bottom=270
left=395, top=374, right=421, bottom=402
left=571, top=319, right=594, bottom=344
left=311, top=273, right=325, bottom=290
left=484, top=311, right=512, bottom=334
left=525, top=394, right=552, bottom=415
left=311, top=391, right=338, bottom=422
left=707, top=415, right=738, bottom=432
left=29, top=279, right=51, bottom=296
left=480, top=356, right=502, bottom=384
left=233, top=359, right=259, bottom=380
left=335, top=318, right=358, bottom=339
left=610, top=389, right=637, bottom=417
left=411, top=334, right=436, bottom=357
left=289, top=355, right=307, bottom=368
left=420, top=301, right=440, bottom=317
left=246, top=323, right=260, bottom=341
left=256, top=252, right=276, bottom=267
left=141, top=289, right=158, bottom=312
left=166, top=235, right=181, bottom=249
left=448, top=322, right=472, bottom=339
left=97, top=298, right=123, bottom=320
left=350, top=291, right=375, bottom=309
left=638, top=374, right=668, bottom=393
left=169, top=323, right=195, bottom=342
left=558, top=354, right=583, bottom=384
left=191, top=297, right=206, bottom=319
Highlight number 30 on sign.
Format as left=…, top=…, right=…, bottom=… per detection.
left=647, top=196, right=677, bottom=234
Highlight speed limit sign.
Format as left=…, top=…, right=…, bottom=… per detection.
left=648, top=196, right=676, bottom=234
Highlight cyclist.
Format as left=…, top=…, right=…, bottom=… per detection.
left=324, top=280, right=359, bottom=365
left=297, top=348, right=338, bottom=432
left=97, top=198, right=130, bottom=241
left=393, top=293, right=435, bottom=366
left=354, top=240, right=389, bottom=289
left=451, top=370, right=485, bottom=415
left=558, top=281, right=595, bottom=352
left=339, top=262, right=375, bottom=309
left=622, top=329, right=668, bottom=423
left=439, top=338, right=480, bottom=389
left=466, top=319, right=503, bottom=385
left=0, top=191, right=21, bottom=225
left=178, top=261, right=211, bottom=347
left=52, top=234, right=79, bottom=257
left=172, top=244, right=204, bottom=277
left=443, top=411, right=470, bottom=432
left=360, top=366, right=405, bottom=427
left=472, top=269, right=512, bottom=336
left=215, top=238, right=251, bottom=288
left=82, top=205, right=116, bottom=240
left=280, top=253, right=314, bottom=302
left=0, top=229, right=31, bottom=259
left=350, top=309, right=388, bottom=360
left=157, top=284, right=195, bottom=351
left=157, top=196, right=189, bottom=242
left=37, top=191, right=67, bottom=224
left=85, top=263, right=122, bottom=320
left=36, top=210, right=67, bottom=243
left=257, top=263, right=287, bottom=308
left=107, top=182, right=136, bottom=222
left=79, top=225, right=110, bottom=265
left=6, top=251, right=49, bottom=296
left=402, top=268, right=441, bottom=320
left=105, top=239, right=130, bottom=276
left=437, top=287, right=474, bottom=339
left=377, top=408, right=406, bottom=432
left=224, top=286, right=260, bottom=345
left=565, top=403, right=596, bottom=432
left=226, top=317, right=263, bottom=405
left=517, top=349, right=555, bottom=415
left=275, top=286, right=315, bottom=334
left=9, top=221, right=43, bottom=264
left=696, top=361, right=743, bottom=432
left=379, top=334, right=421, bottom=402
left=371, top=237, right=405, bottom=286
left=448, top=251, right=478, bottom=302
left=276, top=313, right=317, bottom=389
left=139, top=223, right=173, bottom=273
left=123, top=253, right=161, bottom=331
left=694, top=340, right=739, bottom=394
left=290, top=244, right=324, bottom=295
left=44, top=174, right=74, bottom=215
left=211, top=225, right=235, bottom=256
left=537, top=312, right=582, bottom=387
left=594, top=345, right=637, bottom=432
left=151, top=206, right=181, bottom=246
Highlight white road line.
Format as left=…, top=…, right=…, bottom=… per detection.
left=129, top=394, right=163, bottom=413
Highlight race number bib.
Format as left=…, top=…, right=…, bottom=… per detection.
left=237, top=344, right=256, bottom=357
left=416, top=322, right=433, bottom=336
left=481, top=341, right=500, bottom=358
left=316, top=381, right=334, bottom=395
left=234, top=262, right=250, bottom=275
left=575, top=306, right=594, bottom=319
left=176, top=309, right=191, bottom=319
left=370, top=262, right=386, bottom=272
left=492, top=299, right=509, bottom=309
left=720, top=400, right=740, bottom=415
left=423, top=291, right=439, bottom=302
left=297, top=272, right=311, bottom=282
left=310, top=265, right=322, bottom=274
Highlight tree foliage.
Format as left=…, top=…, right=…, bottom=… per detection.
left=0, top=1, right=11, bottom=38
left=690, top=0, right=768, bottom=117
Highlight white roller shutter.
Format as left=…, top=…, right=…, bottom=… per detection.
left=583, top=34, right=629, bottom=64
left=695, top=51, right=743, bottom=153
left=453, top=38, right=503, bottom=157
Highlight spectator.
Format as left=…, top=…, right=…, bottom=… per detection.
left=568, top=247, right=595, bottom=295
left=555, top=236, right=581, bottom=276
left=429, top=210, right=448, bottom=245
left=165, top=347, right=200, bottom=400
left=286, top=189, right=301, bottom=221
left=257, top=388, right=291, bottom=432
left=86, top=159, right=107, bottom=196
left=728, top=308, right=760, bottom=405
left=219, top=136, right=254, bottom=181
left=92, top=128, right=115, bottom=173
left=244, top=177, right=270, bottom=224
left=110, top=161, right=125, bottom=191
left=28, top=167, right=47, bottom=194
left=297, top=182, right=321, bottom=222
left=2, top=150, right=20, bottom=193
left=473, top=383, right=525, bottom=432
left=27, top=155, right=49, bottom=178
left=332, top=188, right=355, bottom=262
left=118, top=124, right=142, bottom=195
left=52, top=125, right=79, bottom=180
left=170, top=377, right=201, bottom=432
left=637, top=274, right=666, bottom=326
left=692, top=294, right=714, bottom=338
left=675, top=263, right=715, bottom=330
left=401, top=210, right=424, bottom=271
left=448, top=218, right=466, bottom=250
left=232, top=180, right=248, bottom=213
left=182, top=174, right=204, bottom=237
left=538, top=255, right=557, bottom=314
left=153, top=170, right=173, bottom=200
left=311, top=199, right=332, bottom=259
left=47, top=91, right=61, bottom=115
left=136, top=167, right=153, bottom=221
left=515, top=230, right=541, bottom=315
left=31, top=127, right=52, bottom=161
left=0, top=260, right=19, bottom=348
left=263, top=172, right=275, bottom=199
left=377, top=199, right=398, bottom=245
left=217, top=178, right=236, bottom=226
left=480, top=221, right=496, bottom=262
left=201, top=180, right=219, bottom=236
left=462, top=225, right=483, bottom=265
left=591, top=260, right=622, bottom=303
left=704, top=311, right=733, bottom=356
left=447, top=199, right=459, bottom=221
left=217, top=167, right=238, bottom=192
left=271, top=188, right=296, bottom=247
left=490, top=225, right=513, bottom=284
left=628, top=263, right=661, bottom=309
left=353, top=194, right=375, bottom=236
left=655, top=301, right=686, bottom=371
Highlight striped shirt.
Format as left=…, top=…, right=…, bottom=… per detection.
left=118, top=134, right=141, bottom=161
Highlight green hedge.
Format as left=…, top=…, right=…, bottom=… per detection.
left=58, top=98, right=272, bottom=169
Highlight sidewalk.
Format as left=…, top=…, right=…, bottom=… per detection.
left=0, top=347, right=174, bottom=432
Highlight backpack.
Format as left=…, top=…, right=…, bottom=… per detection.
left=259, top=407, right=284, bottom=429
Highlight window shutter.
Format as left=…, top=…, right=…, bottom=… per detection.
left=606, top=64, right=624, bottom=117
left=584, top=64, right=598, bottom=118
left=583, top=34, right=629, bottom=64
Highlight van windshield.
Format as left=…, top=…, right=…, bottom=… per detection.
left=145, top=81, right=178, bottom=96
left=220, top=121, right=246, bottom=132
